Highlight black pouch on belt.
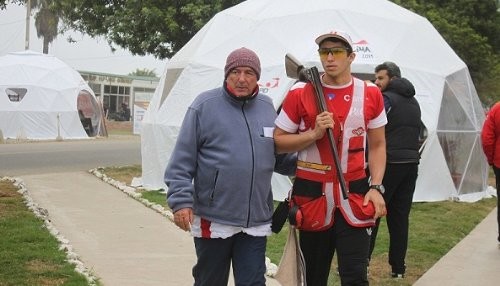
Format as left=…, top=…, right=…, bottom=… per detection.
left=271, top=198, right=290, bottom=233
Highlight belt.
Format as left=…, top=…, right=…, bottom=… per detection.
left=297, top=160, right=332, bottom=171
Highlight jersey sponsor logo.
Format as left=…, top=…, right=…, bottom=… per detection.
left=352, top=127, right=365, bottom=136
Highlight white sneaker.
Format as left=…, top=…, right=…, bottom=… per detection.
left=391, top=273, right=404, bottom=279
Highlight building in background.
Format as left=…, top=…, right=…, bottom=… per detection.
left=79, top=71, right=159, bottom=134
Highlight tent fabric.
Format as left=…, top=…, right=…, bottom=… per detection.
left=0, top=51, right=106, bottom=140
left=141, top=0, right=488, bottom=202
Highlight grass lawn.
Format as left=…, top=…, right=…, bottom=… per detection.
left=0, top=179, right=101, bottom=286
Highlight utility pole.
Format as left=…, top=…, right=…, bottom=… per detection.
left=25, top=0, right=31, bottom=50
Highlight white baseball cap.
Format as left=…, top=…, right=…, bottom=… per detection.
left=315, top=30, right=353, bottom=51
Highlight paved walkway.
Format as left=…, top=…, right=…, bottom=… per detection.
left=21, top=171, right=281, bottom=286
left=18, top=171, right=500, bottom=285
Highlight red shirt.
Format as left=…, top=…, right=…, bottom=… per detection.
left=275, top=77, right=386, bottom=181
left=481, top=102, right=500, bottom=167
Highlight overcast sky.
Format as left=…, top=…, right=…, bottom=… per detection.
left=0, top=3, right=167, bottom=76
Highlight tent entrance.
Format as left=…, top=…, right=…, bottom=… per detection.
left=77, top=90, right=107, bottom=137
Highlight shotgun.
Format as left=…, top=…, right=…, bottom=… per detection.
left=284, top=53, right=348, bottom=200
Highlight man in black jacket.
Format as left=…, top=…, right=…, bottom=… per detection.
left=369, top=62, right=421, bottom=278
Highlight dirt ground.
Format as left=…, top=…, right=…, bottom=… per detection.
left=104, top=120, right=133, bottom=133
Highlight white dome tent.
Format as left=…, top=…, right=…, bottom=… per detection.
left=141, top=0, right=488, bottom=202
left=0, top=51, right=107, bottom=140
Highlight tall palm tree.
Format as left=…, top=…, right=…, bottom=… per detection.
left=32, top=0, right=59, bottom=54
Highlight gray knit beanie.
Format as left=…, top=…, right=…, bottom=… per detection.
left=224, top=47, right=261, bottom=80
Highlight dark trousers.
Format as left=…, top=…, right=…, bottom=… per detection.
left=299, top=210, right=370, bottom=286
left=369, top=163, right=418, bottom=274
left=494, top=166, right=500, bottom=242
left=193, top=233, right=266, bottom=286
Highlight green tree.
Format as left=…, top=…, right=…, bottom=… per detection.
left=129, top=68, right=157, bottom=77
left=393, top=0, right=500, bottom=103
left=51, top=0, right=244, bottom=59
left=0, top=0, right=24, bottom=9
left=1, top=0, right=61, bottom=54
left=33, top=0, right=59, bottom=54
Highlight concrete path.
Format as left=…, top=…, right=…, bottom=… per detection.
left=21, top=171, right=281, bottom=286
left=413, top=207, right=500, bottom=286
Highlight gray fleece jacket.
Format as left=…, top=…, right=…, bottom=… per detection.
left=165, top=85, right=296, bottom=228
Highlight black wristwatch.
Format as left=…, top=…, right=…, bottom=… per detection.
left=369, top=184, right=385, bottom=195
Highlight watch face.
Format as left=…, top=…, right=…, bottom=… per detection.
left=379, top=185, right=385, bottom=193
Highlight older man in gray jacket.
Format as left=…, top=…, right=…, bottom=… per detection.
left=165, top=47, right=295, bottom=286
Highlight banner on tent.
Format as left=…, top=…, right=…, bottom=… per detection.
left=133, top=92, right=154, bottom=135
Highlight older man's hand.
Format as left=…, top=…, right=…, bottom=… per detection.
left=173, top=208, right=193, bottom=232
